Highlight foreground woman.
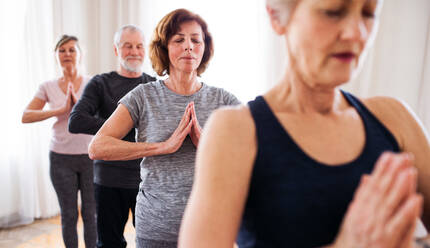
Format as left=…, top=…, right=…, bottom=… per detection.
left=179, top=0, right=430, bottom=247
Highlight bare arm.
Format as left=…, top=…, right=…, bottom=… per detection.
left=22, top=90, right=72, bottom=123
left=397, top=103, right=430, bottom=232
left=89, top=103, right=193, bottom=161
left=179, top=106, right=256, bottom=247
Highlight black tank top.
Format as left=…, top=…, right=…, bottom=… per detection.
left=238, top=91, right=399, bottom=247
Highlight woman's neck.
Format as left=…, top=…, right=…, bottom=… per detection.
left=268, top=67, right=343, bottom=115
left=165, top=70, right=201, bottom=95
left=62, top=67, right=79, bottom=82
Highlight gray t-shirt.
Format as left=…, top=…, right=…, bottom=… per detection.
left=119, top=80, right=240, bottom=241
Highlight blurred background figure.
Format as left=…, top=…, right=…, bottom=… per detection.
left=21, top=34, right=96, bottom=248
left=68, top=24, right=155, bottom=248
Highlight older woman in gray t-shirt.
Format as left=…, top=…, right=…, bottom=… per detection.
left=89, top=8, right=240, bottom=248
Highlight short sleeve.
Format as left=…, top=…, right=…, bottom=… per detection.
left=222, top=89, right=241, bottom=106
left=34, top=82, right=48, bottom=102
left=118, top=85, right=145, bottom=128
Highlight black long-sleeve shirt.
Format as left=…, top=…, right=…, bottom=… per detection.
left=69, top=71, right=156, bottom=188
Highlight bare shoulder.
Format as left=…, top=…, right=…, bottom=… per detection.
left=362, top=96, right=412, bottom=126
left=207, top=104, right=255, bottom=138
left=361, top=96, right=429, bottom=150
left=198, top=103, right=257, bottom=173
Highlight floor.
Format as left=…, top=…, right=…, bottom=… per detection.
left=0, top=212, right=136, bottom=248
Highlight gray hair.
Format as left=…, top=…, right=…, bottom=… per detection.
left=266, top=0, right=298, bottom=25
left=113, top=24, right=145, bottom=48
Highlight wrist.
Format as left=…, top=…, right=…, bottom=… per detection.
left=54, top=107, right=65, bottom=116
left=158, top=141, right=172, bottom=155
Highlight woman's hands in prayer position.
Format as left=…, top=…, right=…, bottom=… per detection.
left=164, top=102, right=202, bottom=153
left=332, top=152, right=422, bottom=248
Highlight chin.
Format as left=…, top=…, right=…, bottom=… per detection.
left=62, top=64, right=76, bottom=70
left=179, top=66, right=197, bottom=74
left=127, top=61, right=142, bottom=67
left=324, top=67, right=355, bottom=84
left=315, top=75, right=352, bottom=89
left=125, top=63, right=143, bottom=72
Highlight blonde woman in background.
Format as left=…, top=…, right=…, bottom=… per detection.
left=22, top=35, right=96, bottom=248
left=179, top=0, right=430, bottom=247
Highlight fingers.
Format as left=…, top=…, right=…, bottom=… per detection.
left=189, top=102, right=202, bottom=133
left=66, top=87, right=72, bottom=103
left=188, top=101, right=197, bottom=123
left=167, top=104, right=193, bottom=150
left=165, top=102, right=199, bottom=153
left=183, top=117, right=193, bottom=137
left=387, top=194, right=422, bottom=247
left=178, top=104, right=192, bottom=129
left=371, top=154, right=415, bottom=222
left=351, top=174, right=370, bottom=204
left=174, top=118, right=193, bottom=150
left=353, top=153, right=397, bottom=207
left=366, top=154, right=413, bottom=207
left=175, top=118, right=193, bottom=142
left=398, top=219, right=420, bottom=248
left=178, top=104, right=193, bottom=138
left=335, top=152, right=420, bottom=248
left=67, top=83, right=74, bottom=94
left=379, top=167, right=417, bottom=222
left=192, top=106, right=199, bottom=128
left=372, top=152, right=393, bottom=177
left=353, top=153, right=393, bottom=203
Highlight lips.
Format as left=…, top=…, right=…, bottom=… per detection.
left=332, top=52, right=355, bottom=62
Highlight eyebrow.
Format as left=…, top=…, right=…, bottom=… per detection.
left=59, top=46, right=76, bottom=50
left=122, top=42, right=143, bottom=45
left=338, top=0, right=378, bottom=3
left=175, top=33, right=201, bottom=36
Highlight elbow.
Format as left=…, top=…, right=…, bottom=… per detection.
left=68, top=123, right=78, bottom=134
left=21, top=112, right=30, bottom=123
left=68, top=115, right=79, bottom=133
left=88, top=138, right=102, bottom=160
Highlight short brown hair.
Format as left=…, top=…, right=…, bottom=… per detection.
left=149, top=9, right=214, bottom=76
left=55, top=34, right=80, bottom=52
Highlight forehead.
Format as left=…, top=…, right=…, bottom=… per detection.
left=175, top=21, right=203, bottom=35
left=120, top=30, right=144, bottom=44
left=59, top=40, right=77, bottom=49
left=306, top=0, right=379, bottom=6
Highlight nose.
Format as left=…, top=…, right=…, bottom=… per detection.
left=130, top=46, right=139, bottom=55
left=341, top=16, right=369, bottom=43
left=184, top=39, right=193, bottom=52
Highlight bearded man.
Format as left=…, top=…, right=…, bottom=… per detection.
left=69, top=24, right=155, bottom=248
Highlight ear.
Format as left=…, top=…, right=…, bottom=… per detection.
left=114, top=45, right=119, bottom=57
left=266, top=5, right=287, bottom=35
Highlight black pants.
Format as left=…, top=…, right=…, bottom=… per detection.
left=50, top=151, right=96, bottom=248
left=94, top=183, right=139, bottom=248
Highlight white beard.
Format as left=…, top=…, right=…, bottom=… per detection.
left=119, top=56, right=143, bottom=73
